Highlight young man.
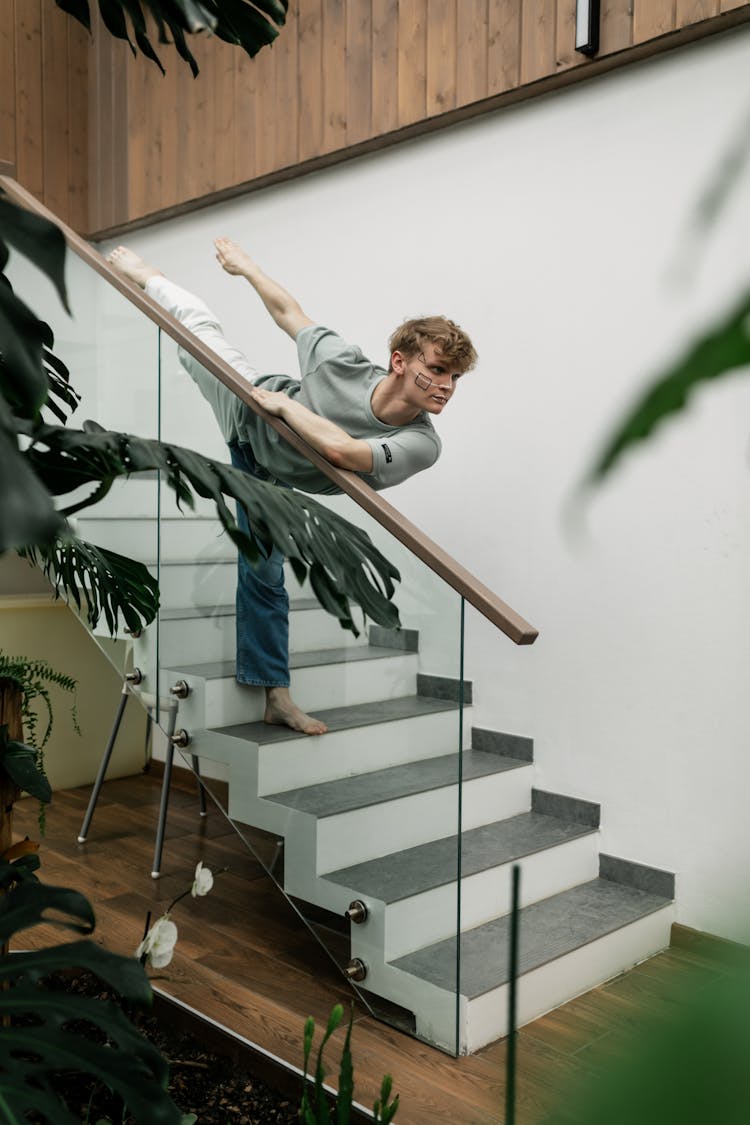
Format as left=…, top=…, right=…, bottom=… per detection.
left=108, top=241, right=477, bottom=736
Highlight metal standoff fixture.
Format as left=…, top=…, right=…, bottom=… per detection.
left=125, top=668, right=143, bottom=685
left=345, top=900, right=369, bottom=924
left=169, top=680, right=191, bottom=699
left=344, top=958, right=367, bottom=982
left=171, top=729, right=191, bottom=749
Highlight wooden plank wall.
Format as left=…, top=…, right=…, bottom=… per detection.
left=88, top=0, right=750, bottom=234
left=2, top=1, right=750, bottom=232
left=0, top=0, right=89, bottom=230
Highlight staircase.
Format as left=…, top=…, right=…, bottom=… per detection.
left=77, top=483, right=675, bottom=1054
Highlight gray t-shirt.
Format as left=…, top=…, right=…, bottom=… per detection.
left=146, top=276, right=442, bottom=496
left=248, top=325, right=441, bottom=494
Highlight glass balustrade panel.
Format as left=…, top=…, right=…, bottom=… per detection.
left=155, top=329, right=467, bottom=1054
left=6, top=249, right=161, bottom=686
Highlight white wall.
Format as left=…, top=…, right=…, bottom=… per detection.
left=97, top=27, right=750, bottom=942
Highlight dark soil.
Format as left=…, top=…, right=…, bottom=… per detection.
left=28, top=972, right=303, bottom=1124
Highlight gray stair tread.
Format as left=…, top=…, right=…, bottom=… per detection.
left=392, top=878, right=672, bottom=999
left=147, top=555, right=236, bottom=567
left=160, top=604, right=235, bottom=621
left=267, top=750, right=526, bottom=817
left=213, top=694, right=460, bottom=745
left=323, top=813, right=596, bottom=902
left=159, top=597, right=319, bottom=623
left=173, top=645, right=410, bottom=680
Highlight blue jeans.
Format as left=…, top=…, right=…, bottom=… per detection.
left=228, top=440, right=290, bottom=688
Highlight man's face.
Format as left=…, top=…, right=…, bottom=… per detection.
left=397, top=343, right=464, bottom=415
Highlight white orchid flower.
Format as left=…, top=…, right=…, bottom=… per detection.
left=136, top=914, right=178, bottom=969
left=191, top=861, right=214, bottom=898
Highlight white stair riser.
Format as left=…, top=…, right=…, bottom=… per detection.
left=349, top=904, right=674, bottom=1054
left=76, top=516, right=231, bottom=559
left=289, top=609, right=367, bottom=653
left=154, top=561, right=237, bottom=609
left=68, top=481, right=218, bottom=520
left=155, top=606, right=367, bottom=666
left=168, top=654, right=419, bottom=727
left=382, top=833, right=600, bottom=958
left=464, top=904, right=675, bottom=1052
left=312, top=767, right=533, bottom=874
left=159, top=614, right=236, bottom=665
left=256, top=711, right=472, bottom=795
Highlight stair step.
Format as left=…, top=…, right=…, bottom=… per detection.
left=175, top=643, right=402, bottom=681
left=214, top=693, right=460, bottom=745
left=167, top=647, right=420, bottom=726
left=267, top=749, right=525, bottom=818
left=391, top=877, right=673, bottom=999
left=324, top=812, right=597, bottom=902
left=153, top=597, right=365, bottom=662
left=77, top=514, right=233, bottom=558
left=159, top=597, right=319, bottom=621
left=204, top=695, right=471, bottom=799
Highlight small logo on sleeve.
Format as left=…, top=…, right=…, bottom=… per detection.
left=382, top=443, right=393, bottom=464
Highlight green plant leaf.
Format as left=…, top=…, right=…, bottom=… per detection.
left=336, top=1007, right=354, bottom=1125
left=0, top=194, right=69, bottom=313
left=56, top=0, right=288, bottom=71
left=26, top=534, right=160, bottom=634
left=0, top=277, right=50, bottom=418
left=588, top=287, right=750, bottom=484
left=0, top=939, right=152, bottom=999
left=26, top=422, right=401, bottom=634
left=0, top=427, right=64, bottom=553
left=97, top=0, right=134, bottom=46
left=545, top=967, right=750, bottom=1125
left=55, top=0, right=92, bottom=30
left=0, top=878, right=95, bottom=942
left=0, top=853, right=41, bottom=887
left=0, top=739, right=52, bottom=802
left=43, top=344, right=80, bottom=424
left=0, top=880, right=181, bottom=1124
left=0, top=992, right=177, bottom=1124
left=212, top=0, right=283, bottom=57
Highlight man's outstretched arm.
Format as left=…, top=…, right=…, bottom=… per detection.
left=215, top=237, right=314, bottom=340
left=250, top=386, right=374, bottom=473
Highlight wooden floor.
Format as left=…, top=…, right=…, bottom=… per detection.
left=13, top=769, right=732, bottom=1125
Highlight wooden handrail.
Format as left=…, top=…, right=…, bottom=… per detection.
left=1, top=174, right=538, bottom=645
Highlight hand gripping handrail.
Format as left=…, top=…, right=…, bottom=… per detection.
left=1, top=175, right=538, bottom=644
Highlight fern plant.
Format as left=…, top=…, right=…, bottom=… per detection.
left=0, top=648, right=78, bottom=751
left=301, top=1004, right=399, bottom=1124
left=0, top=649, right=79, bottom=828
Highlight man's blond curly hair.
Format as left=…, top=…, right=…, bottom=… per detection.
left=388, top=316, right=478, bottom=373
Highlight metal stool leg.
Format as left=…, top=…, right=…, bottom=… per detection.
left=77, top=683, right=130, bottom=844
left=151, top=701, right=178, bottom=879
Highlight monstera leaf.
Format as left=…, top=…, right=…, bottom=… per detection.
left=1, top=188, right=401, bottom=635
left=587, top=287, right=750, bottom=485
left=55, top=0, right=288, bottom=75
left=0, top=872, right=182, bottom=1125
left=24, top=421, right=401, bottom=635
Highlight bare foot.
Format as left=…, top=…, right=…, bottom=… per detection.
left=107, top=246, right=162, bottom=290
left=214, top=237, right=256, bottom=278
left=264, top=687, right=328, bottom=736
